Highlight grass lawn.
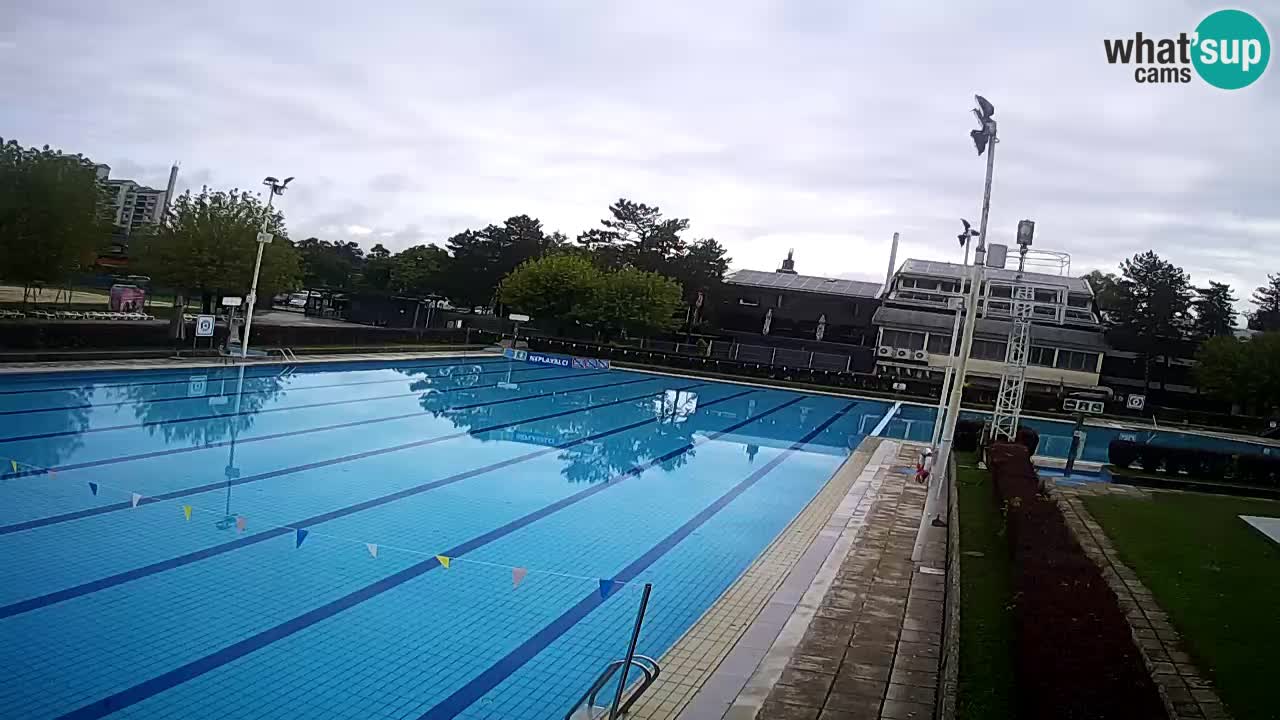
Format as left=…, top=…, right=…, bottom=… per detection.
left=1084, top=491, right=1280, bottom=720
left=956, top=453, right=1016, bottom=719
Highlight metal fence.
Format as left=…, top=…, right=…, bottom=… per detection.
left=613, top=337, right=858, bottom=373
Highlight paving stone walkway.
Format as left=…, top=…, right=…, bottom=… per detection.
left=756, top=443, right=943, bottom=720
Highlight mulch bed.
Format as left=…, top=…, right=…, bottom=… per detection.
left=986, top=440, right=1166, bottom=720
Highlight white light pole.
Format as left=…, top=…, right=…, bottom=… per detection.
left=930, top=220, right=980, bottom=448
left=241, top=175, right=292, bottom=358
left=935, top=96, right=998, bottom=472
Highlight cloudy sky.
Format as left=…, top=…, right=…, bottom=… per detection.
left=4, top=1, right=1276, bottom=305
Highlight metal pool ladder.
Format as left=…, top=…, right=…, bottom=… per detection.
left=565, top=583, right=660, bottom=720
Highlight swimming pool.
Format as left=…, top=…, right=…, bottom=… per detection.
left=0, top=357, right=908, bottom=719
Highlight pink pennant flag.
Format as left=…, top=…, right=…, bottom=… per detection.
left=366, top=543, right=379, bottom=559
left=236, top=515, right=246, bottom=532
left=512, top=567, right=528, bottom=590
left=130, top=493, right=142, bottom=508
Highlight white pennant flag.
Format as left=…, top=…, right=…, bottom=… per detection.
left=130, top=493, right=142, bottom=508
left=365, top=543, right=379, bottom=559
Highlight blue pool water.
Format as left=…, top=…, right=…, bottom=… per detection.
left=0, top=357, right=912, bottom=719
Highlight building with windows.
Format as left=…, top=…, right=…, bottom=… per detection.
left=873, top=259, right=1108, bottom=393
left=716, top=252, right=882, bottom=347
left=97, top=164, right=179, bottom=256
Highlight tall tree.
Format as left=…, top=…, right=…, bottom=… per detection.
left=1082, top=270, right=1124, bottom=315
left=1249, top=274, right=1280, bottom=332
left=0, top=139, right=111, bottom=300
left=389, top=244, right=449, bottom=296
left=358, top=243, right=393, bottom=293
left=295, top=237, right=365, bottom=289
left=1196, top=333, right=1280, bottom=415
left=580, top=267, right=684, bottom=340
left=1191, top=282, right=1238, bottom=340
left=444, top=215, right=561, bottom=309
left=1109, top=251, right=1194, bottom=394
left=667, top=238, right=730, bottom=307
left=131, top=186, right=301, bottom=335
left=576, top=199, right=689, bottom=273
left=497, top=254, right=601, bottom=335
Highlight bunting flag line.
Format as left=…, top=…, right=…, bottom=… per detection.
left=88, top=482, right=98, bottom=496
left=512, top=567, right=528, bottom=590
left=130, top=493, right=142, bottom=508
left=296, top=528, right=309, bottom=548
left=235, top=516, right=246, bottom=532
left=182, top=505, right=192, bottom=521
left=599, top=579, right=615, bottom=599
left=436, top=555, right=451, bottom=569
left=366, top=543, right=379, bottom=559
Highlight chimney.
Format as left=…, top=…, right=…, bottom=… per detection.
left=162, top=162, right=179, bottom=218
left=884, top=232, right=899, bottom=293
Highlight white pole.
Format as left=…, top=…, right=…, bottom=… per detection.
left=935, top=119, right=997, bottom=467
left=240, top=192, right=275, bottom=358
left=931, top=299, right=964, bottom=447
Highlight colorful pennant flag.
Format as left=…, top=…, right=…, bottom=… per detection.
left=130, top=493, right=142, bottom=508
left=182, top=505, right=192, bottom=521
left=599, top=579, right=615, bottom=599
left=10, top=460, right=17, bottom=473
left=88, top=482, right=98, bottom=496
left=436, top=555, right=451, bottom=569
left=512, top=567, right=528, bottom=590
left=366, top=543, right=379, bottom=559
left=235, top=516, right=246, bottom=532
left=296, top=528, right=309, bottom=548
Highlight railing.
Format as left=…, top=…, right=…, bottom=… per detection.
left=613, top=338, right=858, bottom=373
left=564, top=583, right=659, bottom=720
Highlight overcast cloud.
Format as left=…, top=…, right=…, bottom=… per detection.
left=3, top=0, right=1276, bottom=306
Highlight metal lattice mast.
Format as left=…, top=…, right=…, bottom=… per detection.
left=991, top=283, right=1032, bottom=441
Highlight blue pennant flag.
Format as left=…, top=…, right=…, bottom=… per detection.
left=598, top=579, right=615, bottom=599
left=296, top=528, right=309, bottom=548
left=88, top=482, right=98, bottom=496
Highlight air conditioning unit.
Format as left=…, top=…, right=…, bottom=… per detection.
left=894, top=348, right=911, bottom=360
left=913, top=350, right=929, bottom=362
left=877, top=346, right=893, bottom=357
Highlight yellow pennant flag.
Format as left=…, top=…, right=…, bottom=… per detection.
left=10, top=460, right=16, bottom=473
left=436, top=555, right=451, bottom=569
left=182, top=505, right=192, bottom=521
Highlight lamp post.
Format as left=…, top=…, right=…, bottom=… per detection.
left=914, top=96, right=999, bottom=561
left=935, top=96, right=998, bottom=469
left=241, top=175, right=292, bottom=358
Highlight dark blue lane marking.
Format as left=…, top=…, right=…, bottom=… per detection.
left=419, top=400, right=858, bottom=719
left=1, top=375, right=655, bottom=485
left=0, top=356, right=508, bottom=398
left=1, top=381, right=732, bottom=618
left=52, top=391, right=795, bottom=720
left=0, top=358, right=518, bottom=415
left=0, top=373, right=655, bottom=535
left=0, top=365, right=581, bottom=446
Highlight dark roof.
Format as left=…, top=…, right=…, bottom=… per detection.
left=900, top=259, right=1093, bottom=294
left=725, top=269, right=882, bottom=298
left=873, top=306, right=1109, bottom=352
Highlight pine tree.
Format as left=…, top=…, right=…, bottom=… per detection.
left=1191, top=282, right=1238, bottom=340
left=1249, top=274, right=1280, bottom=331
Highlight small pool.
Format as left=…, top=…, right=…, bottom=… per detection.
left=0, top=357, right=908, bottom=719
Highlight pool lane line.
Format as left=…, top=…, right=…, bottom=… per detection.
left=418, top=400, right=858, bottom=719
left=0, top=365, right=592, bottom=446
left=0, top=354, right=505, bottom=389
left=870, top=401, right=904, bottom=437
left=0, top=373, right=656, bottom=485
left=0, top=358, right=520, bottom=415
left=0, top=356, right=510, bottom=398
left=0, top=374, right=659, bottom=535
left=2, top=381, right=740, bottom=619
left=50, top=389, right=791, bottom=720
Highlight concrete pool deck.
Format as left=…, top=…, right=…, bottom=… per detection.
left=0, top=348, right=499, bottom=375
left=626, top=437, right=945, bottom=720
